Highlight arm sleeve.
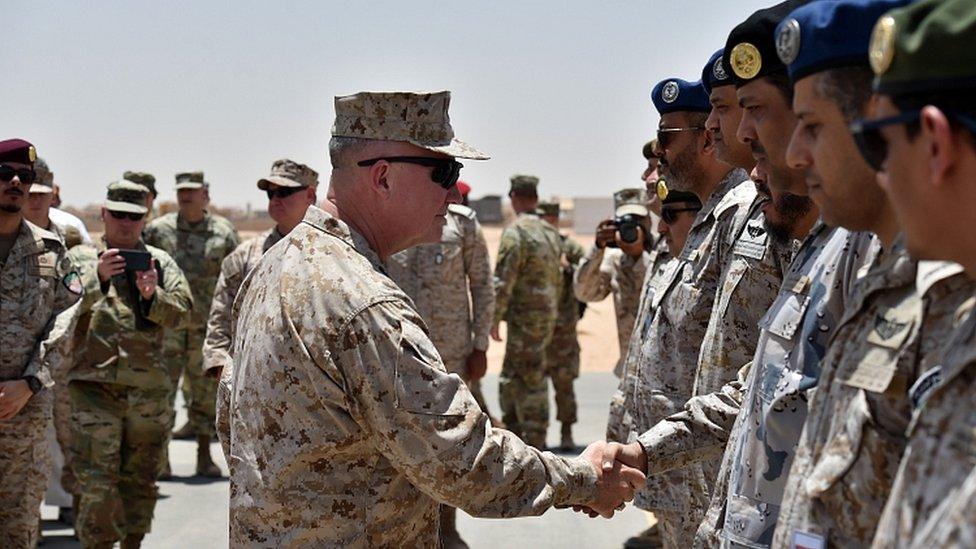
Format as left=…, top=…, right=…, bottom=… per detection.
left=573, top=245, right=613, bottom=302
left=202, top=248, right=249, bottom=373
left=22, top=249, right=83, bottom=388
left=492, top=227, right=523, bottom=325
left=464, top=219, right=495, bottom=352
left=144, top=253, right=194, bottom=329
left=637, top=361, right=753, bottom=476
left=337, top=302, right=599, bottom=517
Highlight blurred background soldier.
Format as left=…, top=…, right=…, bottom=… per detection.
left=536, top=201, right=585, bottom=451
left=123, top=171, right=158, bottom=221
left=575, top=188, right=653, bottom=379
left=67, top=181, right=192, bottom=548
left=0, top=139, right=81, bottom=548
left=206, top=159, right=319, bottom=460
left=145, top=171, right=239, bottom=478
left=491, top=175, right=561, bottom=449
left=33, top=157, right=91, bottom=246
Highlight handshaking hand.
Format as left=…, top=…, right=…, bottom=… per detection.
left=573, top=441, right=649, bottom=518
left=574, top=441, right=647, bottom=518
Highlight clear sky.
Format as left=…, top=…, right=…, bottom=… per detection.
left=5, top=0, right=773, bottom=209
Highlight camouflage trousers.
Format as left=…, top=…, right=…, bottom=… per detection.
left=52, top=379, right=77, bottom=497
left=545, top=322, right=580, bottom=426
left=0, top=399, right=52, bottom=549
left=70, top=380, right=170, bottom=545
left=163, top=328, right=214, bottom=437
left=657, top=508, right=704, bottom=549
left=499, top=320, right=554, bottom=448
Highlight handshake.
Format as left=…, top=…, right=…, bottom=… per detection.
left=573, top=440, right=649, bottom=518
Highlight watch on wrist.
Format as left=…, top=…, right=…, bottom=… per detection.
left=23, top=375, right=43, bottom=395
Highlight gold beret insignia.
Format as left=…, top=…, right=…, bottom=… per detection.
left=869, top=15, right=897, bottom=75
left=731, top=42, right=762, bottom=80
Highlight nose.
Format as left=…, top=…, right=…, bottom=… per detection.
left=785, top=125, right=809, bottom=170
left=705, top=109, right=721, bottom=133
left=737, top=111, right=757, bottom=145
left=657, top=219, right=670, bottom=236
left=446, top=184, right=462, bottom=205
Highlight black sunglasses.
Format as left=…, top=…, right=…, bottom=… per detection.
left=0, top=165, right=36, bottom=184
left=266, top=186, right=307, bottom=200
left=661, top=206, right=701, bottom=224
left=657, top=126, right=705, bottom=150
left=108, top=210, right=146, bottom=221
left=356, top=156, right=463, bottom=190
left=851, top=109, right=976, bottom=171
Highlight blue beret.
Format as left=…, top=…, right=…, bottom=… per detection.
left=651, top=78, right=711, bottom=115
left=777, top=0, right=913, bottom=82
left=702, top=49, right=733, bottom=95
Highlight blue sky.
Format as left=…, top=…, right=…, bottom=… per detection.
left=4, top=1, right=773, bottom=208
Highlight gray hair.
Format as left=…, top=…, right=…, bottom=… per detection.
left=328, top=136, right=374, bottom=168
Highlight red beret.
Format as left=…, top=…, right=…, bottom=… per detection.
left=456, top=180, right=471, bottom=196
left=0, top=139, right=36, bottom=166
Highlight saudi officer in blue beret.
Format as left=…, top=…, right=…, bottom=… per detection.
left=772, top=1, right=973, bottom=548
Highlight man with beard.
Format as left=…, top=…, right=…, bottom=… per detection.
left=598, top=2, right=883, bottom=547
left=0, top=139, right=81, bottom=548
left=856, top=1, right=976, bottom=545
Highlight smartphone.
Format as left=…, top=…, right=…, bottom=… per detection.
left=117, top=249, right=152, bottom=271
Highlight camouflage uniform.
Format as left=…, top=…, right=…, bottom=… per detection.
left=387, top=204, right=495, bottom=416
left=545, top=233, right=586, bottom=428
left=206, top=230, right=283, bottom=460
left=871, top=300, right=976, bottom=548
left=573, top=246, right=650, bottom=378
left=144, top=209, right=239, bottom=438
left=493, top=212, right=562, bottom=448
left=67, top=236, right=192, bottom=545
left=635, top=223, right=878, bottom=548
left=628, top=169, right=759, bottom=546
left=772, top=241, right=975, bottom=547
left=0, top=220, right=81, bottom=548
left=228, top=207, right=599, bottom=547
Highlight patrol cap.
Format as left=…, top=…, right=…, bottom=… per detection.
left=536, top=201, right=560, bottom=217
left=651, top=78, right=711, bottom=115
left=509, top=174, right=539, bottom=194
left=778, top=0, right=911, bottom=83
left=456, top=180, right=471, bottom=197
left=0, top=138, right=36, bottom=166
left=175, top=171, right=207, bottom=190
left=124, top=171, right=157, bottom=197
left=724, top=0, right=810, bottom=86
left=105, top=180, right=149, bottom=214
left=614, top=188, right=649, bottom=217
left=662, top=188, right=701, bottom=207
left=257, top=159, right=319, bottom=190
left=702, top=49, right=733, bottom=94
left=332, top=91, right=489, bottom=160
left=642, top=139, right=659, bottom=160
left=30, top=157, right=54, bottom=194
left=871, top=0, right=976, bottom=96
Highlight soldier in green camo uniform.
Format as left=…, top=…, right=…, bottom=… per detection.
left=68, top=181, right=192, bottom=548
left=537, top=201, right=586, bottom=451
left=491, top=175, right=561, bottom=449
left=144, top=171, right=239, bottom=477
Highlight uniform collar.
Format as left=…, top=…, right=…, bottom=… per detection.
left=692, top=167, right=750, bottom=229
left=5, top=219, right=54, bottom=265
left=176, top=212, right=211, bottom=232
left=301, top=206, right=386, bottom=275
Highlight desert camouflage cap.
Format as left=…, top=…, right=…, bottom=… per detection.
left=30, top=157, right=54, bottom=194
left=331, top=91, right=489, bottom=160
left=642, top=139, right=659, bottom=160
left=175, top=171, right=207, bottom=190
left=257, top=158, right=319, bottom=190
left=509, top=174, right=539, bottom=193
left=124, top=171, right=157, bottom=197
left=614, top=188, right=649, bottom=217
left=536, top=201, right=560, bottom=217
left=105, top=180, right=149, bottom=214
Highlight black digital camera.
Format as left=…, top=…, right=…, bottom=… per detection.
left=610, top=214, right=641, bottom=246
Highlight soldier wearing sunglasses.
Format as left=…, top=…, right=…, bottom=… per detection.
left=0, top=139, right=81, bottom=548
left=64, top=181, right=192, bottom=548
left=205, top=158, right=319, bottom=461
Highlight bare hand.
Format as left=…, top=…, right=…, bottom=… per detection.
left=575, top=441, right=646, bottom=518
left=600, top=441, right=648, bottom=475
left=616, top=225, right=646, bottom=259
left=595, top=219, right=617, bottom=249
left=134, top=259, right=158, bottom=300
left=490, top=323, right=502, bottom=342
left=0, top=380, right=34, bottom=420
left=97, top=248, right=126, bottom=282
left=465, top=350, right=488, bottom=381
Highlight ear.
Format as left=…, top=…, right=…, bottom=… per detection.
left=100, top=207, right=108, bottom=222
left=701, top=128, right=717, bottom=155
left=366, top=161, right=392, bottom=198
left=921, top=105, right=957, bottom=187
left=307, top=187, right=318, bottom=205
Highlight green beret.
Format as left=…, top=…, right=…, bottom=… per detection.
left=536, top=201, right=560, bottom=217
left=871, top=0, right=976, bottom=96
left=509, top=174, right=539, bottom=193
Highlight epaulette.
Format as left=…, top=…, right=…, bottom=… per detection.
left=448, top=203, right=477, bottom=219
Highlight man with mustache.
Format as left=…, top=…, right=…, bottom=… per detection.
left=0, top=139, right=82, bottom=548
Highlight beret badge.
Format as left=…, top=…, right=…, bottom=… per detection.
left=712, top=58, right=728, bottom=81
left=656, top=178, right=669, bottom=201
left=870, top=15, right=897, bottom=75
left=28, top=146, right=36, bottom=163
left=776, top=18, right=802, bottom=65
left=731, top=42, right=762, bottom=80
left=661, top=81, right=680, bottom=103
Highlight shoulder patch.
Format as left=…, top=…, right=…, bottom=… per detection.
left=732, top=217, right=768, bottom=261
left=447, top=203, right=477, bottom=219
left=63, top=271, right=84, bottom=295
left=909, top=366, right=942, bottom=410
